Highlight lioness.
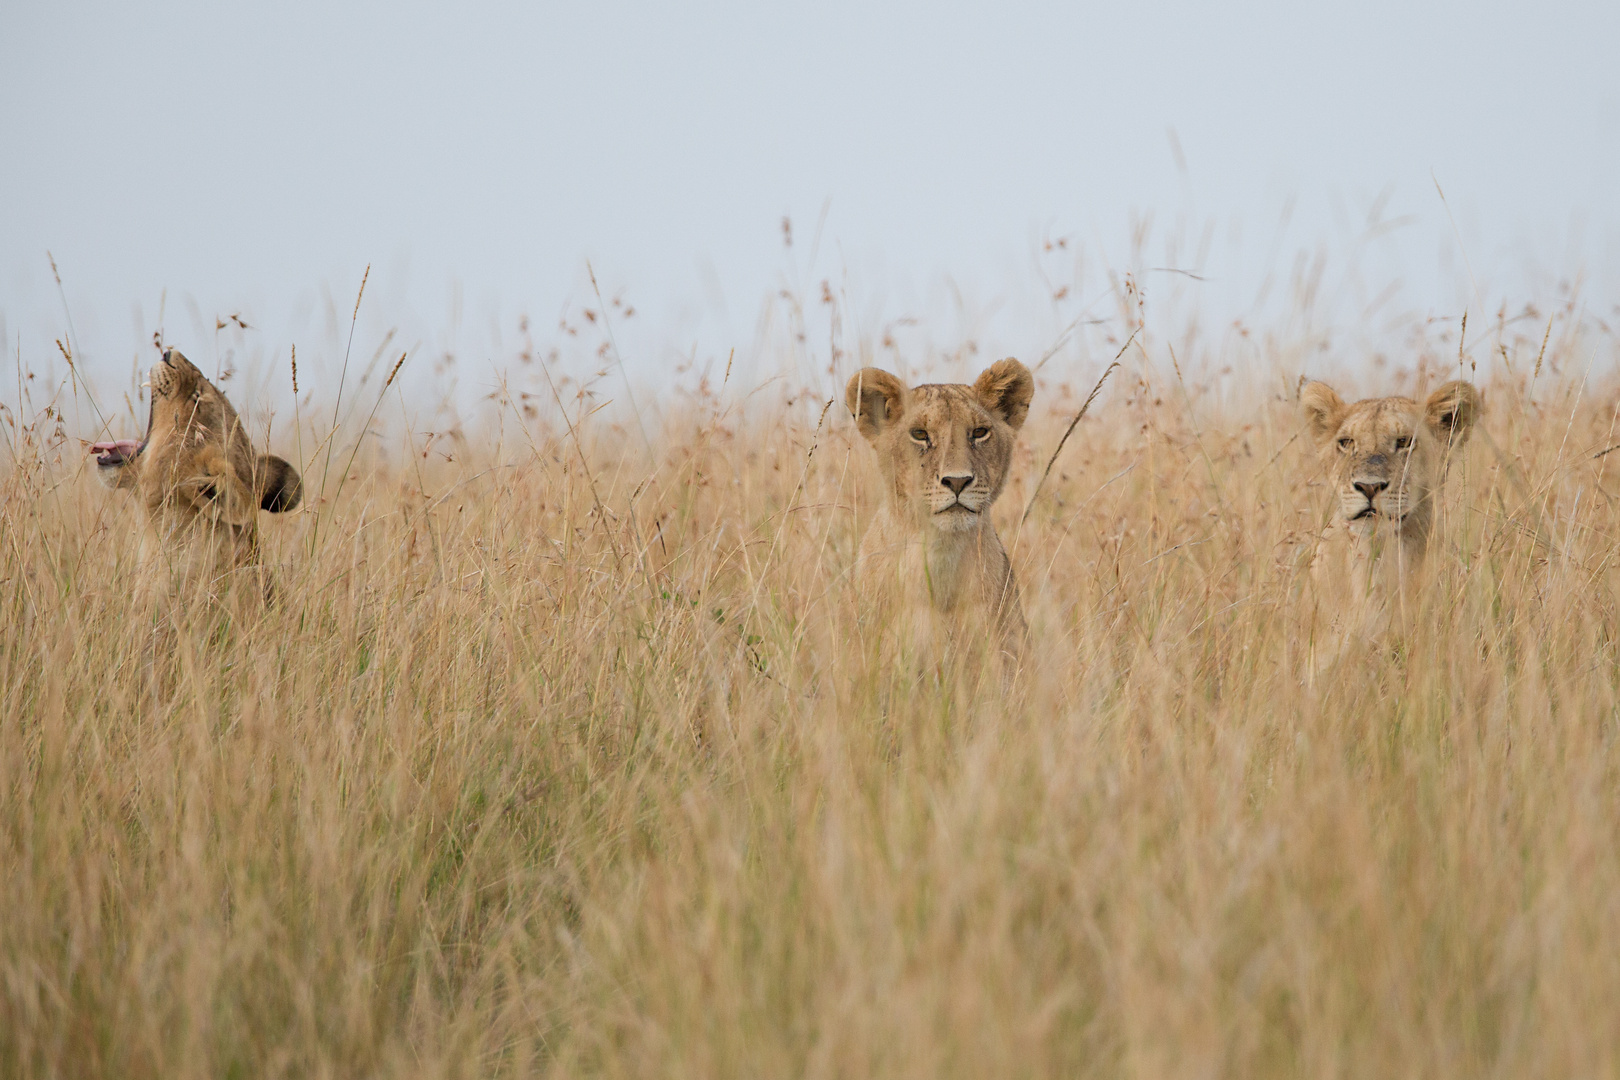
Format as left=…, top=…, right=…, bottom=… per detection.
left=846, top=359, right=1033, bottom=664
left=92, top=348, right=301, bottom=603
left=1300, top=377, right=1481, bottom=672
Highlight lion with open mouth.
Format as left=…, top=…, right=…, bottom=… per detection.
left=92, top=348, right=301, bottom=604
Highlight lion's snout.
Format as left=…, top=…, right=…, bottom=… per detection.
left=932, top=471, right=980, bottom=511
left=927, top=472, right=989, bottom=525
left=1339, top=463, right=1415, bottom=523
left=1352, top=478, right=1388, bottom=504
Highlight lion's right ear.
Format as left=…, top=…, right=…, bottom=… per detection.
left=1300, top=381, right=1347, bottom=447
left=255, top=455, right=302, bottom=512
left=845, top=368, right=907, bottom=443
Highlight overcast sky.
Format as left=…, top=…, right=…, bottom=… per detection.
left=3, top=0, right=1617, bottom=411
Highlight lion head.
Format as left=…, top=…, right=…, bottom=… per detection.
left=91, top=348, right=301, bottom=594
left=1301, top=378, right=1481, bottom=536
left=845, top=358, right=1033, bottom=533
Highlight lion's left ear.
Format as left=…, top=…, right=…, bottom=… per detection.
left=973, top=358, right=1034, bottom=431
left=1425, top=380, right=1482, bottom=448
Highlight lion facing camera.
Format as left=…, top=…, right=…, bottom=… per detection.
left=845, top=358, right=1034, bottom=669
left=1299, top=377, right=1482, bottom=674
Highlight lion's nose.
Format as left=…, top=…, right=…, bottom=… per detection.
left=1354, top=479, right=1388, bottom=500
left=940, top=474, right=974, bottom=495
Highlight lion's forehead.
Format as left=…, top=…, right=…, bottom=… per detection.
left=1339, top=398, right=1421, bottom=442
left=902, top=385, right=991, bottom=428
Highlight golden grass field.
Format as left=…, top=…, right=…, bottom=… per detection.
left=5, top=284, right=1620, bottom=1077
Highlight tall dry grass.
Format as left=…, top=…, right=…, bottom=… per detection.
left=4, top=284, right=1620, bottom=1078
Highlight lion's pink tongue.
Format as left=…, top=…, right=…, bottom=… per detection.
left=92, top=439, right=142, bottom=465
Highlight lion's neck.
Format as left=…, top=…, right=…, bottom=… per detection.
left=922, top=518, right=1000, bottom=611
left=1315, top=507, right=1436, bottom=632
left=1342, top=506, right=1433, bottom=578
left=861, top=504, right=1008, bottom=612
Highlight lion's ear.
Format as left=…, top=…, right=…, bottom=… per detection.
left=1300, top=381, right=1347, bottom=446
left=845, top=368, right=907, bottom=443
left=254, top=454, right=302, bottom=513
left=973, top=358, right=1034, bottom=431
left=1425, top=380, right=1482, bottom=449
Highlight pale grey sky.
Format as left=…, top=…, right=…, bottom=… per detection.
left=3, top=0, right=1618, bottom=416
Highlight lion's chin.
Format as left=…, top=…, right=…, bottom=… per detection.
left=930, top=505, right=981, bottom=532
left=1344, top=507, right=1411, bottom=533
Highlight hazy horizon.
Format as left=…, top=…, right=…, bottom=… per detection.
left=4, top=0, right=1619, bottom=420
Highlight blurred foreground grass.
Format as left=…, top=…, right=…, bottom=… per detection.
left=4, top=301, right=1620, bottom=1078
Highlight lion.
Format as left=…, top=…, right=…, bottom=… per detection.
left=1299, top=377, right=1482, bottom=673
left=91, top=348, right=302, bottom=604
left=845, top=358, right=1034, bottom=667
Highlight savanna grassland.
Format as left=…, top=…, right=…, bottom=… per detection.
left=5, top=277, right=1620, bottom=1078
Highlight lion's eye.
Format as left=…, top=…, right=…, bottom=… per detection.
left=909, top=428, right=930, bottom=444
left=1394, top=436, right=1412, bottom=450
left=970, top=426, right=991, bottom=442
left=1336, top=437, right=1354, bottom=452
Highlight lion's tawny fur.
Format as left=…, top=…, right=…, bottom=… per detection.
left=1300, top=378, right=1482, bottom=672
left=846, top=359, right=1033, bottom=663
left=95, top=349, right=301, bottom=603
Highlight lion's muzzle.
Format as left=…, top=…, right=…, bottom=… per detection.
left=1340, top=481, right=1413, bottom=524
